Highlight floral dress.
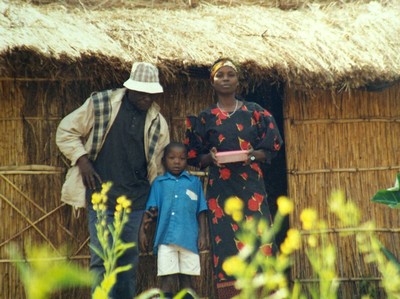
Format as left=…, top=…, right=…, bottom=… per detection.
left=184, top=100, right=283, bottom=297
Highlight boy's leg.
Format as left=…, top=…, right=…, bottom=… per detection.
left=160, top=274, right=178, bottom=298
left=179, top=274, right=192, bottom=289
left=177, top=246, right=200, bottom=277
left=179, top=274, right=196, bottom=298
left=177, top=247, right=200, bottom=299
left=179, top=275, right=196, bottom=299
left=157, top=245, right=180, bottom=298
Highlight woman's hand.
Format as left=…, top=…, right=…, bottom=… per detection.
left=210, top=147, right=222, bottom=167
left=245, top=145, right=266, bottom=164
left=200, top=147, right=222, bottom=168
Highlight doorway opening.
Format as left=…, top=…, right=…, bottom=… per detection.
left=242, top=81, right=288, bottom=247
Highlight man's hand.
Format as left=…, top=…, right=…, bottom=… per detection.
left=139, top=227, right=149, bottom=252
left=76, top=155, right=102, bottom=190
left=139, top=208, right=158, bottom=252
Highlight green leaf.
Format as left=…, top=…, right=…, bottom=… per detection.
left=174, top=288, right=199, bottom=299
left=135, top=288, right=162, bottom=299
left=371, top=173, right=400, bottom=208
left=378, top=240, right=400, bottom=273
left=89, top=244, right=106, bottom=261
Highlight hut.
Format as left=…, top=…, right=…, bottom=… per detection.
left=1, top=0, right=400, bottom=298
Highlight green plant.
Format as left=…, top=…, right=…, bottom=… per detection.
left=12, top=185, right=400, bottom=299
left=221, top=191, right=400, bottom=299
left=8, top=242, right=93, bottom=299
left=9, top=182, right=137, bottom=299
left=90, top=182, right=137, bottom=299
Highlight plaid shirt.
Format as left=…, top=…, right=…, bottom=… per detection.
left=88, top=90, right=112, bottom=160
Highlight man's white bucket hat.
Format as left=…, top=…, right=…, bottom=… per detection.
left=123, top=62, right=163, bottom=94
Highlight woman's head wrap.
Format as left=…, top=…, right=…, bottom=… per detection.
left=210, top=59, right=238, bottom=81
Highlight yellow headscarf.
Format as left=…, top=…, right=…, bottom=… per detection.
left=210, top=59, right=238, bottom=81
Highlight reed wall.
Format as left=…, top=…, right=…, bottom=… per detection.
left=2, top=69, right=399, bottom=299
left=284, top=83, right=400, bottom=298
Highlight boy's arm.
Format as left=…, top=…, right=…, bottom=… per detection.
left=197, top=211, right=208, bottom=251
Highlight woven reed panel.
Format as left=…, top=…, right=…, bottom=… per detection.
left=284, top=84, right=400, bottom=298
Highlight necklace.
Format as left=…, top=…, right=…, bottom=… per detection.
left=217, top=100, right=239, bottom=118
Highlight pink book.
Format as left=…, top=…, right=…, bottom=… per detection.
left=215, top=150, right=249, bottom=164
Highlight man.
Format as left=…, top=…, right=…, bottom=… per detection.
left=56, top=62, right=170, bottom=299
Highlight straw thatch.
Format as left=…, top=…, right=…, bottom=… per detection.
left=1, top=0, right=400, bottom=89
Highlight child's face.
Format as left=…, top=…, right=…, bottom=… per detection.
left=164, top=147, right=187, bottom=176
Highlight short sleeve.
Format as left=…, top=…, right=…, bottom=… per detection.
left=253, top=107, right=283, bottom=164
left=145, top=180, right=160, bottom=210
left=184, top=115, right=208, bottom=167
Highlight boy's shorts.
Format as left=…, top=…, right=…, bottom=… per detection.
left=157, top=244, right=200, bottom=276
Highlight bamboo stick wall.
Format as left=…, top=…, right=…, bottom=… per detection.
left=0, top=79, right=105, bottom=299
left=284, top=84, right=400, bottom=298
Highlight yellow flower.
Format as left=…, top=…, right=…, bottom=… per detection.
left=91, top=193, right=102, bottom=205
left=280, top=229, right=301, bottom=255
left=300, top=208, right=317, bottom=230
left=280, top=242, right=291, bottom=255
left=329, top=190, right=344, bottom=213
left=224, top=196, right=244, bottom=221
left=307, top=235, right=317, bottom=247
left=276, top=254, right=290, bottom=269
left=286, top=229, right=301, bottom=249
left=222, top=256, right=246, bottom=276
left=117, top=196, right=132, bottom=209
left=101, top=182, right=112, bottom=196
left=98, top=203, right=107, bottom=211
left=338, top=201, right=360, bottom=227
left=232, top=211, right=243, bottom=222
left=116, top=196, right=124, bottom=205
left=277, top=196, right=294, bottom=216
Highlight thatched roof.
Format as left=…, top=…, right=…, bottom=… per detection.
left=1, top=0, right=400, bottom=89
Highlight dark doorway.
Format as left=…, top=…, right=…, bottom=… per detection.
left=241, top=80, right=288, bottom=247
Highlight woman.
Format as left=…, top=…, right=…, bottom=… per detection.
left=184, top=58, right=283, bottom=298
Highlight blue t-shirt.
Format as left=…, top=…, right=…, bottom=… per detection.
left=145, top=171, right=208, bottom=254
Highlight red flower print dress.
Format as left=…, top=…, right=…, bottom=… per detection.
left=185, top=101, right=283, bottom=296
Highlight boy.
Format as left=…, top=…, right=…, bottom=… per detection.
left=139, top=142, right=208, bottom=299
